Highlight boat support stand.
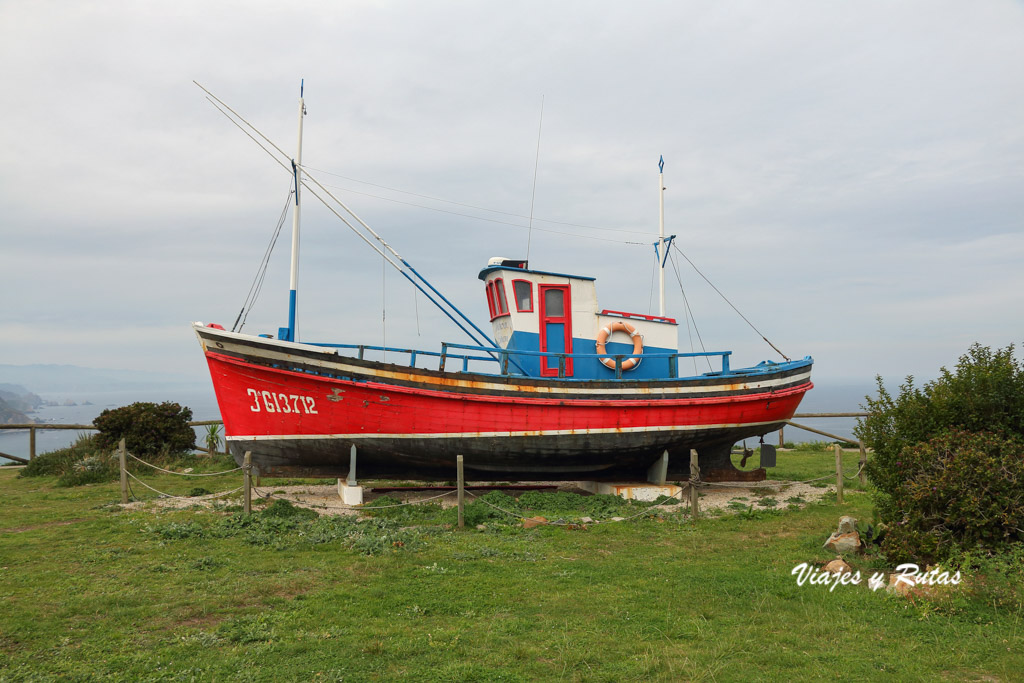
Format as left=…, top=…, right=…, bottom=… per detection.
left=338, top=444, right=364, bottom=505
left=578, top=451, right=685, bottom=502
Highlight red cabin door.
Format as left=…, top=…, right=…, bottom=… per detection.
left=538, top=284, right=573, bottom=377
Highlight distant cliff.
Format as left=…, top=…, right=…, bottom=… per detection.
left=0, top=397, right=33, bottom=425
left=0, top=384, right=44, bottom=412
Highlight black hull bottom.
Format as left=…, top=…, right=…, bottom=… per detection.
left=229, top=422, right=783, bottom=482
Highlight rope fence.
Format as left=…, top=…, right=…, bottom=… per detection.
left=116, top=437, right=867, bottom=523
left=116, top=440, right=249, bottom=507
left=126, top=451, right=243, bottom=477
left=125, top=470, right=243, bottom=501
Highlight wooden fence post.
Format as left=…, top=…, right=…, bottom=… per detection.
left=29, top=427, right=36, bottom=461
left=778, top=425, right=784, bottom=448
left=119, top=438, right=128, bottom=505
left=457, top=455, right=465, bottom=529
left=834, top=443, right=844, bottom=505
left=243, top=451, right=252, bottom=516
left=689, top=449, right=700, bottom=519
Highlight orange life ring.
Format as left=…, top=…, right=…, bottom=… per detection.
left=595, top=321, right=643, bottom=370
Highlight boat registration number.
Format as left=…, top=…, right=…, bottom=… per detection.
left=246, top=389, right=318, bottom=414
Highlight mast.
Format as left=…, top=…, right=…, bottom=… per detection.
left=658, top=155, right=666, bottom=317
left=282, top=80, right=306, bottom=342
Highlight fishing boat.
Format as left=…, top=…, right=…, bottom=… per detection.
left=194, top=84, right=813, bottom=482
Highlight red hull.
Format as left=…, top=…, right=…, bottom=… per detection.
left=198, top=327, right=812, bottom=480
left=208, top=351, right=809, bottom=439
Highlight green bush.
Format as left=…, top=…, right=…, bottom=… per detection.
left=857, top=344, right=1024, bottom=495
left=93, top=401, right=195, bottom=456
left=57, top=455, right=119, bottom=487
left=856, top=343, right=1024, bottom=561
left=20, top=433, right=118, bottom=486
left=879, top=431, right=1024, bottom=563
left=20, top=441, right=89, bottom=477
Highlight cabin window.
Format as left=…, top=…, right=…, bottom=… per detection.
left=485, top=283, right=496, bottom=319
left=486, top=279, right=509, bottom=320
left=513, top=279, right=533, bottom=312
left=543, top=287, right=564, bottom=317
left=494, top=278, right=510, bottom=317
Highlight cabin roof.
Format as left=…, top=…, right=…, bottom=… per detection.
left=477, top=265, right=596, bottom=282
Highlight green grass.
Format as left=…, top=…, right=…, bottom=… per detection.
left=1, top=446, right=1021, bottom=682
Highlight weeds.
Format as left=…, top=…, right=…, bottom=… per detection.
left=148, top=499, right=426, bottom=556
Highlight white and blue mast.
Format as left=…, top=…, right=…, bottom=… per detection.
left=280, top=80, right=306, bottom=342
left=656, top=155, right=674, bottom=317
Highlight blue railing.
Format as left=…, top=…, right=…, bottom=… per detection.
left=309, top=341, right=738, bottom=380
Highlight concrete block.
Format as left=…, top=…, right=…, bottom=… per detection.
left=338, top=483, right=364, bottom=505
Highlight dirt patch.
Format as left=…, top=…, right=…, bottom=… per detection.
left=1, top=518, right=86, bottom=534
left=118, top=479, right=834, bottom=519
left=173, top=613, right=224, bottom=631
left=696, top=481, right=832, bottom=514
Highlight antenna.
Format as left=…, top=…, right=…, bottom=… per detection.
left=525, top=96, right=544, bottom=261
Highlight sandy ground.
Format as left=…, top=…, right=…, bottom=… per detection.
left=123, top=479, right=833, bottom=521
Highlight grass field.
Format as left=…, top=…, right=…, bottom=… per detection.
left=1, top=446, right=1021, bottom=682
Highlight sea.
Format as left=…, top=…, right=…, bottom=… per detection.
left=0, top=385, right=220, bottom=464
left=0, top=380, right=876, bottom=465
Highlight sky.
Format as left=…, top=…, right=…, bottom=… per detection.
left=1, top=0, right=1022, bottom=394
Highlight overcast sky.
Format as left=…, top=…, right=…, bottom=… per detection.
left=1, top=0, right=1022, bottom=390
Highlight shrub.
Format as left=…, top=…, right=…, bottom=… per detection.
left=57, top=455, right=118, bottom=487
left=856, top=343, right=1024, bottom=561
left=93, top=401, right=195, bottom=456
left=856, top=344, right=1024, bottom=495
left=879, top=431, right=1024, bottom=563
left=20, top=438, right=91, bottom=477
left=20, top=433, right=118, bottom=486
left=203, top=423, right=223, bottom=454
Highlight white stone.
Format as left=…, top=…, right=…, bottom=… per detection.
left=823, top=531, right=862, bottom=554
left=837, top=516, right=858, bottom=534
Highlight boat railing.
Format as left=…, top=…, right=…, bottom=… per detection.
left=442, top=342, right=731, bottom=379
left=311, top=341, right=734, bottom=380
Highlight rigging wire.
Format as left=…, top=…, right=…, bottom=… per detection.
left=647, top=255, right=656, bottom=315
left=312, top=180, right=649, bottom=245
left=301, top=177, right=495, bottom=350
left=301, top=167, right=656, bottom=236
left=232, top=187, right=293, bottom=332
left=413, top=287, right=421, bottom=336
left=671, top=242, right=790, bottom=361
left=668, top=250, right=711, bottom=373
left=197, top=85, right=498, bottom=351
